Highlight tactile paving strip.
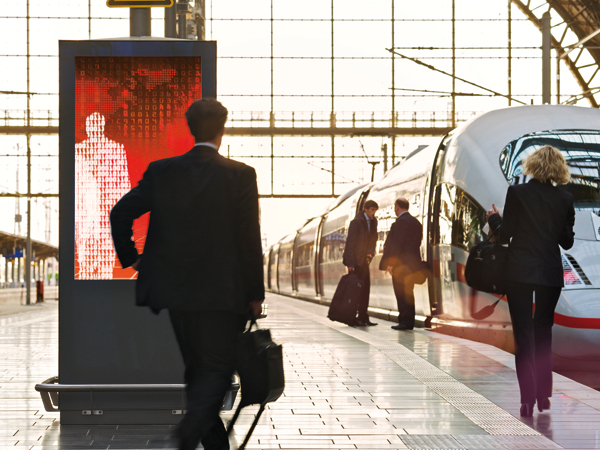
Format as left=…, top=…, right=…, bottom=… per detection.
left=283, top=303, right=545, bottom=438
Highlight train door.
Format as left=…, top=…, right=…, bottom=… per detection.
left=266, top=248, right=273, bottom=290
left=314, top=215, right=326, bottom=299
left=356, top=189, right=371, bottom=216
left=269, top=244, right=280, bottom=293
left=263, top=252, right=270, bottom=290
left=416, top=176, right=432, bottom=317
left=426, top=134, right=452, bottom=314
left=291, top=231, right=299, bottom=293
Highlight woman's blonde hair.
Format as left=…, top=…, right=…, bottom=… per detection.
left=522, top=145, right=570, bottom=185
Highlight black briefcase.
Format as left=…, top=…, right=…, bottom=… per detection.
left=226, top=318, right=284, bottom=449
left=328, top=273, right=362, bottom=325
left=464, top=238, right=508, bottom=295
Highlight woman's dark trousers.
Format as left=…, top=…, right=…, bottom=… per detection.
left=505, top=282, right=561, bottom=404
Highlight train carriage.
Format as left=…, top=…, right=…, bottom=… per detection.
left=265, top=105, right=600, bottom=386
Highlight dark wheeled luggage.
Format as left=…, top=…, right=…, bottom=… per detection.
left=226, top=318, right=284, bottom=449
left=328, top=273, right=363, bottom=325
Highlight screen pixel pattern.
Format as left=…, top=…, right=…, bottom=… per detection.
left=74, top=56, right=202, bottom=280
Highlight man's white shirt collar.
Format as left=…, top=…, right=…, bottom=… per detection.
left=194, top=142, right=219, bottom=151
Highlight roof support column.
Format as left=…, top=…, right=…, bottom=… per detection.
left=542, top=11, right=551, bottom=104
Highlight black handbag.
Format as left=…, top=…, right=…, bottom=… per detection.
left=226, top=317, right=284, bottom=449
left=464, top=231, right=508, bottom=295
left=412, top=260, right=430, bottom=286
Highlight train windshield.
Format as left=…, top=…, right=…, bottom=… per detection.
left=499, top=130, right=600, bottom=208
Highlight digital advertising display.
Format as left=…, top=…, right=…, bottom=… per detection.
left=59, top=41, right=216, bottom=424
left=74, top=56, right=202, bottom=280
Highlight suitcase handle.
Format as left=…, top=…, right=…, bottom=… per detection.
left=226, top=402, right=266, bottom=449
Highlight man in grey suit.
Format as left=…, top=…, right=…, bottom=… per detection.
left=111, top=98, right=264, bottom=450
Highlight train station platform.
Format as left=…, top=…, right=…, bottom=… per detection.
left=3, top=293, right=600, bottom=450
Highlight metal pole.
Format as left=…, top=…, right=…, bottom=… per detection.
left=270, top=0, right=274, bottom=196
left=557, top=51, right=561, bottom=103
left=25, top=0, right=31, bottom=305
left=382, top=143, right=388, bottom=173
left=26, top=136, right=31, bottom=305
left=391, top=0, right=396, bottom=166
left=177, top=1, right=188, bottom=39
left=451, top=0, right=456, bottom=128
left=331, top=0, right=335, bottom=196
left=508, top=0, right=512, bottom=106
left=165, top=3, right=177, bottom=38
left=542, top=11, right=551, bottom=104
left=130, top=7, right=151, bottom=37
left=196, top=0, right=206, bottom=40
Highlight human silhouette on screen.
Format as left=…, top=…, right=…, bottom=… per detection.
left=75, top=113, right=131, bottom=279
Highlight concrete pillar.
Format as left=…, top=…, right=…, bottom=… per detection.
left=165, top=3, right=177, bottom=38
left=52, top=257, right=56, bottom=286
left=130, top=8, right=151, bottom=37
left=542, top=11, right=551, bottom=104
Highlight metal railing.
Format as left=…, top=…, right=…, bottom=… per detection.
left=35, top=375, right=240, bottom=414
left=1, top=110, right=59, bottom=128
left=0, top=109, right=481, bottom=130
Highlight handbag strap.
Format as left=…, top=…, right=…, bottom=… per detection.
left=244, top=313, right=259, bottom=332
left=484, top=221, right=501, bottom=244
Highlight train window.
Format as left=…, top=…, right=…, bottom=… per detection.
left=437, top=184, right=454, bottom=245
left=433, top=183, right=486, bottom=250
left=296, top=242, right=314, bottom=267
left=279, top=248, right=291, bottom=266
left=500, top=130, right=600, bottom=208
left=320, top=229, right=346, bottom=263
left=453, top=190, right=486, bottom=249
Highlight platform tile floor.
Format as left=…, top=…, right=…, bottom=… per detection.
left=2, top=294, right=600, bottom=449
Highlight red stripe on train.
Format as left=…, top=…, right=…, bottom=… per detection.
left=455, top=262, right=600, bottom=329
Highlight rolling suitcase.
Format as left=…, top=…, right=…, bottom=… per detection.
left=328, top=273, right=363, bottom=325
left=226, top=317, right=284, bottom=449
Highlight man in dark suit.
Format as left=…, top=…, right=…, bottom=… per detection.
left=380, top=198, right=423, bottom=330
left=110, top=98, right=264, bottom=450
left=343, top=200, right=379, bottom=326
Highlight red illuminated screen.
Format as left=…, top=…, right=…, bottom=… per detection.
left=74, top=56, right=202, bottom=280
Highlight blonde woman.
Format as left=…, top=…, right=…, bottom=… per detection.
left=486, top=145, right=575, bottom=417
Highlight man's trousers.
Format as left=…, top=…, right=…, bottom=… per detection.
left=168, top=310, right=246, bottom=450
left=354, top=263, right=371, bottom=322
left=392, top=270, right=416, bottom=328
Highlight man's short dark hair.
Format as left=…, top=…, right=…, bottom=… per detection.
left=364, top=200, right=378, bottom=210
left=185, top=98, right=228, bottom=142
left=395, top=198, right=409, bottom=210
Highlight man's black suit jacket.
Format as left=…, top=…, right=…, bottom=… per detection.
left=488, top=179, right=575, bottom=287
left=380, top=212, right=423, bottom=273
left=110, top=145, right=264, bottom=314
left=343, top=212, right=377, bottom=268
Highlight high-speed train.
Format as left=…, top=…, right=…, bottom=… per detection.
left=264, top=105, right=600, bottom=387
